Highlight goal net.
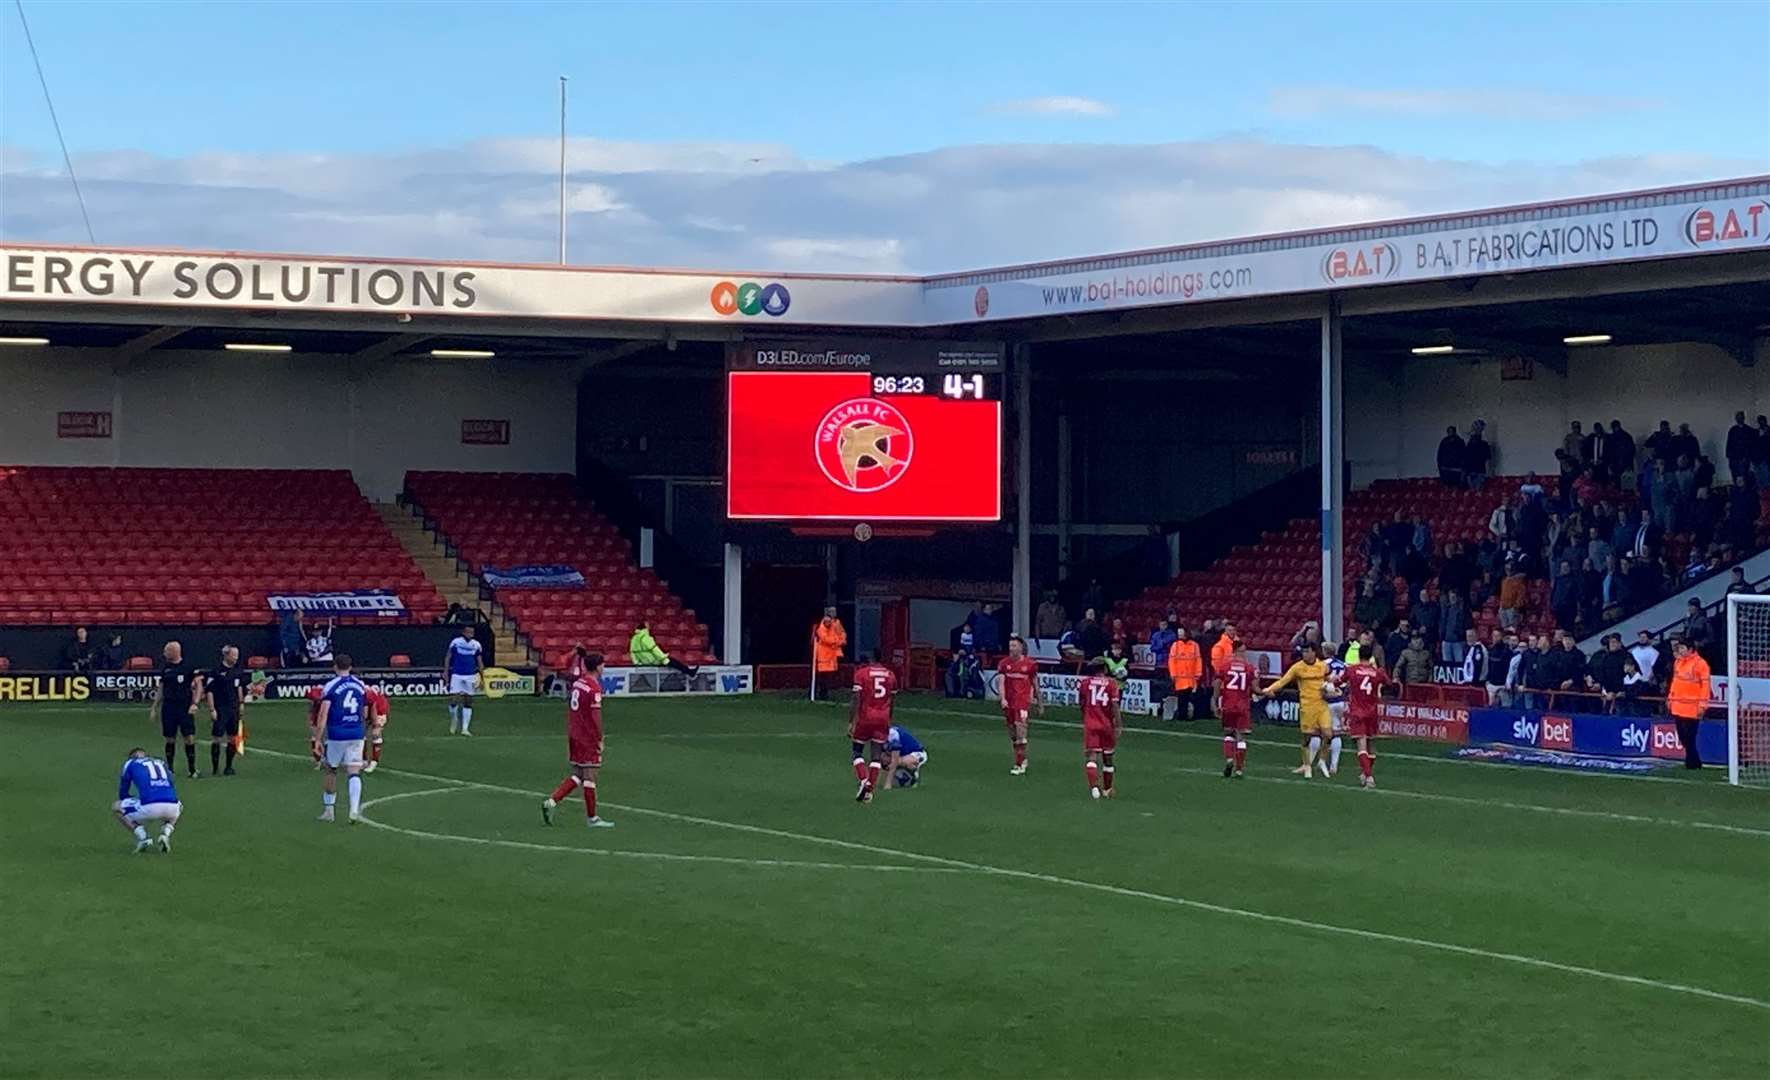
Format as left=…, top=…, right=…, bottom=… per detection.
left=1724, top=594, right=1770, bottom=787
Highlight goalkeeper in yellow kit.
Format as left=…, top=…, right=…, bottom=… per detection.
left=1259, top=641, right=1333, bottom=778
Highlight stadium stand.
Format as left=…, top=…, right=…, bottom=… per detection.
left=0, top=466, right=445, bottom=626
left=402, top=471, right=713, bottom=669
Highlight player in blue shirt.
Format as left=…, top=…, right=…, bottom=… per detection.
left=1321, top=644, right=1348, bottom=779
left=315, top=654, right=370, bottom=824
left=882, top=724, right=929, bottom=789
left=113, top=747, right=182, bottom=854
left=443, top=626, right=485, bottom=736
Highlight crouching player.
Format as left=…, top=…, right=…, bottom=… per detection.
left=850, top=653, right=898, bottom=803
left=542, top=651, right=614, bottom=828
left=1344, top=656, right=1391, bottom=788
left=1214, top=639, right=1257, bottom=778
left=996, top=634, right=1041, bottom=775
left=364, top=687, right=390, bottom=773
left=882, top=724, right=928, bottom=789
left=114, top=747, right=181, bottom=854
left=1080, top=659, right=1122, bottom=799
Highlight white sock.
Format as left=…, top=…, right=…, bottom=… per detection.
left=161, top=823, right=175, bottom=839
left=132, top=825, right=148, bottom=841
left=348, top=775, right=362, bottom=816
left=460, top=707, right=472, bottom=733
left=448, top=704, right=460, bottom=727
left=322, top=791, right=336, bottom=808
left=1307, top=736, right=1322, bottom=763
left=1329, top=736, right=1344, bottom=773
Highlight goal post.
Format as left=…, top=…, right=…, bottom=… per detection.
left=1725, top=593, right=1770, bottom=787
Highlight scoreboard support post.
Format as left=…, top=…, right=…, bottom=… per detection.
left=1011, top=344, right=1033, bottom=638
left=1319, top=295, right=1345, bottom=644
left=722, top=542, right=743, bottom=665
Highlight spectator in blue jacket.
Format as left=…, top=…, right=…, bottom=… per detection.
left=1147, top=618, right=1178, bottom=669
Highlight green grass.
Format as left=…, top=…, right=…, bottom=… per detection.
left=3, top=694, right=1768, bottom=1078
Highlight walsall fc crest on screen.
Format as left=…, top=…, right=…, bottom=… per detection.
left=814, top=398, right=914, bottom=493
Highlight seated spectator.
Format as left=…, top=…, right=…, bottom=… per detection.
left=97, top=631, right=126, bottom=672
left=1463, top=421, right=1492, bottom=490
left=1057, top=622, right=1083, bottom=665
left=950, top=621, right=976, bottom=653
left=1109, top=617, right=1129, bottom=654
left=60, top=626, right=96, bottom=674
left=1436, top=425, right=1466, bottom=487
left=629, top=621, right=699, bottom=677
left=944, top=648, right=984, bottom=699
left=1498, top=563, right=1526, bottom=629
left=1396, top=633, right=1433, bottom=684
left=1573, top=468, right=1601, bottom=508
left=1726, top=566, right=1754, bottom=596
left=1683, top=548, right=1712, bottom=585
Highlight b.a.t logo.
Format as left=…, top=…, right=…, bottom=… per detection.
left=1683, top=202, right=1769, bottom=247
left=815, top=398, right=913, bottom=494
left=1320, top=242, right=1399, bottom=284
left=710, top=280, right=791, bottom=317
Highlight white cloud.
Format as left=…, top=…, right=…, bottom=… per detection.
left=1268, top=86, right=1662, bottom=121
left=0, top=135, right=1757, bottom=273
left=988, top=96, right=1117, bottom=118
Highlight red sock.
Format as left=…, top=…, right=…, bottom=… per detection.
left=370, top=742, right=383, bottom=763
left=1014, top=743, right=1026, bottom=767
left=1085, top=761, right=1099, bottom=790
left=549, top=776, right=579, bottom=803
left=852, top=757, right=868, bottom=783
left=1222, top=736, right=1236, bottom=760
left=1359, top=751, right=1373, bottom=779
left=867, top=761, right=882, bottom=791
left=582, top=782, right=597, bottom=819
left=1235, top=744, right=1247, bottom=769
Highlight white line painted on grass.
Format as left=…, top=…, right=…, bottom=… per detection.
left=357, top=787, right=964, bottom=874
left=256, top=747, right=1770, bottom=1012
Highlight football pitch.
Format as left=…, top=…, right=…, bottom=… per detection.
left=4, top=694, right=1767, bottom=1078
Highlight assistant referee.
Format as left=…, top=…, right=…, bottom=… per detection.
left=204, top=645, right=250, bottom=776
left=150, top=641, right=204, bottom=778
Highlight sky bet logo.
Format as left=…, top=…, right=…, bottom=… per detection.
left=1512, top=715, right=1571, bottom=751
left=710, top=279, right=791, bottom=317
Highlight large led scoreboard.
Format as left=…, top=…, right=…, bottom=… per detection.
left=726, top=339, right=1004, bottom=522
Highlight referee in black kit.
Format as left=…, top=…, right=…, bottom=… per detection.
left=149, top=641, right=204, bottom=778
left=204, top=645, right=250, bottom=777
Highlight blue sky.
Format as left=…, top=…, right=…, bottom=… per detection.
left=3, top=0, right=1767, bottom=270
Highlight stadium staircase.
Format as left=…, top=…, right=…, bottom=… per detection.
left=0, top=466, right=445, bottom=627
left=375, top=503, right=531, bottom=665
left=401, top=471, right=714, bottom=670
left=1118, top=476, right=1560, bottom=650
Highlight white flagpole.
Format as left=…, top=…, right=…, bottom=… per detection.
left=558, top=75, right=568, bottom=265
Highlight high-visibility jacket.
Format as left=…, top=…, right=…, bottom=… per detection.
left=1210, top=636, right=1234, bottom=674
left=813, top=618, right=847, bottom=673
left=1668, top=653, right=1711, bottom=720
left=1167, top=639, right=1203, bottom=690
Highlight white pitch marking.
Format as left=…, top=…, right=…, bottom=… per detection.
left=357, top=787, right=963, bottom=874
left=257, top=747, right=1770, bottom=1012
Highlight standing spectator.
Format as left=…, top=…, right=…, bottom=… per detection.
left=1582, top=420, right=1606, bottom=474
left=1620, top=656, right=1653, bottom=717
left=1488, top=499, right=1514, bottom=544
left=1579, top=557, right=1604, bottom=631
left=1383, top=619, right=1414, bottom=670
left=1411, top=514, right=1432, bottom=559
left=1644, top=420, right=1675, bottom=464
left=1629, top=507, right=1662, bottom=561
left=1727, top=480, right=1759, bottom=550
left=1148, top=618, right=1178, bottom=669
left=1383, top=510, right=1414, bottom=568
left=1076, top=609, right=1107, bottom=660
left=303, top=617, right=336, bottom=667
left=1519, top=472, right=1547, bottom=504
left=1681, top=599, right=1712, bottom=650
left=1410, top=589, right=1440, bottom=650
left=1289, top=620, right=1323, bottom=659
left=1521, top=634, right=1556, bottom=710
left=1550, top=559, right=1579, bottom=632
left=1463, top=422, right=1492, bottom=490
left=1034, top=591, right=1066, bottom=640
left=1605, top=420, right=1636, bottom=485
left=1549, top=631, right=1588, bottom=710
left=1440, top=590, right=1471, bottom=660
left=1727, top=411, right=1756, bottom=484
left=1459, top=628, right=1487, bottom=687
left=812, top=607, right=847, bottom=700
left=1695, top=454, right=1717, bottom=493
left=1165, top=626, right=1202, bottom=722
left=1081, top=579, right=1107, bottom=620
left=1436, top=425, right=1466, bottom=487
left=1628, top=552, right=1663, bottom=608
left=950, top=621, right=976, bottom=654
left=1649, top=461, right=1675, bottom=534
left=1484, top=627, right=1514, bottom=705
left=97, top=631, right=126, bottom=671
left=1602, top=556, right=1627, bottom=621
left=1563, top=421, right=1585, bottom=464
left=1667, top=639, right=1712, bottom=769
left=971, top=603, right=1001, bottom=654
left=1629, top=631, right=1661, bottom=688
left=1353, top=581, right=1390, bottom=631
left=60, top=626, right=96, bottom=673
left=1690, top=486, right=1718, bottom=550
left=1498, top=562, right=1526, bottom=629
left=1673, top=423, right=1701, bottom=464
left=1587, top=528, right=1613, bottom=578
left=1726, top=566, right=1755, bottom=596
left=1586, top=634, right=1628, bottom=713
left=1439, top=542, right=1475, bottom=601
left=1108, top=617, right=1129, bottom=654
left=1396, top=633, right=1433, bottom=685
left=1754, top=415, right=1770, bottom=487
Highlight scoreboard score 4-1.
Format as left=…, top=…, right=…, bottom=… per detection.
left=726, top=339, right=1004, bottom=522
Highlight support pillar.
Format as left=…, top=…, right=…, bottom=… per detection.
left=1320, top=295, right=1345, bottom=644
left=1011, top=344, right=1033, bottom=637
left=722, top=542, right=743, bottom=665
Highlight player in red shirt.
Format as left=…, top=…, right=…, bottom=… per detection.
left=1079, top=659, right=1122, bottom=799
left=849, top=653, right=898, bottom=803
left=1214, top=638, right=1258, bottom=779
left=305, top=686, right=325, bottom=768
left=1343, top=660, right=1392, bottom=788
left=363, top=688, right=390, bottom=773
left=542, top=650, right=614, bottom=828
left=996, top=634, right=1043, bottom=775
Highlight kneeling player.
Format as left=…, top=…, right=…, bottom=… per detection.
left=850, top=653, right=898, bottom=803
left=1080, top=659, right=1122, bottom=799
left=114, top=747, right=182, bottom=854
left=364, top=688, right=390, bottom=772
left=882, top=724, right=928, bottom=789
left=543, top=651, right=614, bottom=828
left=996, top=635, right=1041, bottom=774
left=1214, top=640, right=1257, bottom=778
left=1343, top=657, right=1391, bottom=788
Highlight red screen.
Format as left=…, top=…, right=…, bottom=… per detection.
left=726, top=371, right=1001, bottom=521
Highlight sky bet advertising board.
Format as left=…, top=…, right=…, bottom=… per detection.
left=1466, top=708, right=1729, bottom=764
left=726, top=340, right=1004, bottom=522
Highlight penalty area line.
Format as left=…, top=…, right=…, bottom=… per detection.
left=260, top=747, right=1769, bottom=1012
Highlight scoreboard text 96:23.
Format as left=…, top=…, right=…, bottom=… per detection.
left=726, top=340, right=1003, bottom=523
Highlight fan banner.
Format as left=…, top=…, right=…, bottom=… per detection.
left=482, top=565, right=586, bottom=588
left=266, top=590, right=406, bottom=615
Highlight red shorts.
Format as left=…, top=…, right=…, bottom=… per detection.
left=850, top=716, right=889, bottom=744
left=1347, top=713, right=1379, bottom=738
left=1002, top=706, right=1029, bottom=728
left=569, top=735, right=603, bottom=768
left=1220, top=708, right=1251, bottom=733
left=1084, top=724, right=1117, bottom=753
